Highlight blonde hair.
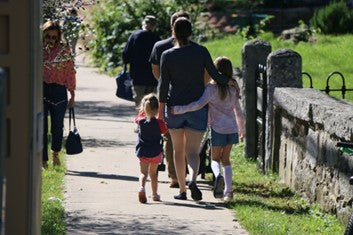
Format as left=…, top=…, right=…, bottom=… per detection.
left=140, top=94, right=159, bottom=121
left=42, top=21, right=62, bottom=45
left=214, top=56, right=233, bottom=100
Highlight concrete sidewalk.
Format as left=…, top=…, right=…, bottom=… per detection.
left=64, top=57, right=249, bottom=235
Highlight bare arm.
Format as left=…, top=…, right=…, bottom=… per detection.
left=204, top=69, right=210, bottom=85
left=158, top=102, right=165, bottom=121
left=69, top=90, right=75, bottom=108
left=233, top=92, right=245, bottom=141
left=172, top=85, right=212, bottom=115
left=152, top=64, right=160, bottom=80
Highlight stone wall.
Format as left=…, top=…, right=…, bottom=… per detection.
left=273, top=87, right=353, bottom=222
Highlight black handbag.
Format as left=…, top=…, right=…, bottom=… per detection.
left=115, top=65, right=134, bottom=102
left=65, top=108, right=83, bottom=155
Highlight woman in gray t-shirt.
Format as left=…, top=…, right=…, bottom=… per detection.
left=158, top=17, right=229, bottom=201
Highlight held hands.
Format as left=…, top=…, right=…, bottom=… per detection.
left=170, top=107, right=175, bottom=115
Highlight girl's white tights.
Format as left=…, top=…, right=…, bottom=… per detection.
left=223, top=165, right=232, bottom=193
left=211, top=160, right=221, bottom=177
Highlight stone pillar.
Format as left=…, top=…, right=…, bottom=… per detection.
left=265, top=49, right=302, bottom=173
left=242, top=39, right=271, bottom=159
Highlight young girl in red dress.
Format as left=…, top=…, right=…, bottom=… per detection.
left=135, top=94, right=167, bottom=203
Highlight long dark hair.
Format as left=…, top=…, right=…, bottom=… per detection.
left=173, top=17, right=191, bottom=46
left=214, top=56, right=233, bottom=100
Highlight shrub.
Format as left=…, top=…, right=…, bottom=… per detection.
left=88, top=0, right=209, bottom=72
left=310, top=0, right=353, bottom=34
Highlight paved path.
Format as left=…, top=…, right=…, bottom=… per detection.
left=64, top=57, right=249, bottom=235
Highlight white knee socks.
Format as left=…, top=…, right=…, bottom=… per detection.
left=211, top=160, right=221, bottom=178
left=223, top=165, right=232, bottom=193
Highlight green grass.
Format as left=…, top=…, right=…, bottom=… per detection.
left=41, top=152, right=66, bottom=235
left=227, top=143, right=345, bottom=235
left=204, top=33, right=353, bottom=102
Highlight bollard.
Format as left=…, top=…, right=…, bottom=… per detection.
left=242, top=39, right=271, bottom=159
left=265, top=49, right=302, bottom=173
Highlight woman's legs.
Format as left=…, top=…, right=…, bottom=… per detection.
left=184, top=129, right=204, bottom=182
left=169, top=129, right=186, bottom=194
left=50, top=101, right=67, bottom=153
left=185, top=129, right=204, bottom=201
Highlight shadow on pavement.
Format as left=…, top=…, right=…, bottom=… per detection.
left=66, top=170, right=139, bottom=182
left=81, top=138, right=135, bottom=148
left=74, top=101, right=135, bottom=119
left=66, top=211, right=225, bottom=234
left=161, top=200, right=226, bottom=210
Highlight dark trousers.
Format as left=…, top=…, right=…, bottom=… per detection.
left=43, top=83, right=68, bottom=161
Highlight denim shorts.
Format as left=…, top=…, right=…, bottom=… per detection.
left=210, top=129, right=239, bottom=147
left=166, top=106, right=208, bottom=132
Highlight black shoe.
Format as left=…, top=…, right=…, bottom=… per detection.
left=174, top=192, right=187, bottom=200
left=213, top=175, right=225, bottom=198
left=188, top=181, right=202, bottom=201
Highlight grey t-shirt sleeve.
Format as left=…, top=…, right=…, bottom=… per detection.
left=158, top=52, right=170, bottom=103
left=202, top=46, right=229, bottom=85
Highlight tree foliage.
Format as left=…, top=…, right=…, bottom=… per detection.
left=89, top=0, right=209, bottom=72
left=310, top=0, right=353, bottom=34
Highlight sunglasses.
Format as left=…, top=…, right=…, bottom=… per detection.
left=45, top=34, right=58, bottom=40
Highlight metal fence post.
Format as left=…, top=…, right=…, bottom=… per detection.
left=265, top=49, right=302, bottom=173
left=242, top=39, right=271, bottom=159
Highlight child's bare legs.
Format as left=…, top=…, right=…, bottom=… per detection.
left=139, top=162, right=149, bottom=203
left=149, top=163, right=159, bottom=199
left=220, top=144, right=232, bottom=166
left=139, top=162, right=149, bottom=189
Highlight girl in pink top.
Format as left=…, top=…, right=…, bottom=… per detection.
left=172, top=56, right=245, bottom=202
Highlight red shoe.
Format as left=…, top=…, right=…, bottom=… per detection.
left=138, top=191, right=147, bottom=203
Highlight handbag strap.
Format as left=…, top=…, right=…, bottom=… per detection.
left=69, top=107, right=77, bottom=129
left=123, top=64, right=127, bottom=74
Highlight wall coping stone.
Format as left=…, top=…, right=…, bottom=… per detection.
left=274, top=88, right=353, bottom=140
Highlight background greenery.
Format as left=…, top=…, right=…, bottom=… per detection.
left=88, top=0, right=210, bottom=71
left=204, top=33, right=353, bottom=102
left=41, top=153, right=66, bottom=235
left=310, top=0, right=353, bottom=34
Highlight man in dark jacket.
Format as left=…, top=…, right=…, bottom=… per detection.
left=122, top=15, right=160, bottom=110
